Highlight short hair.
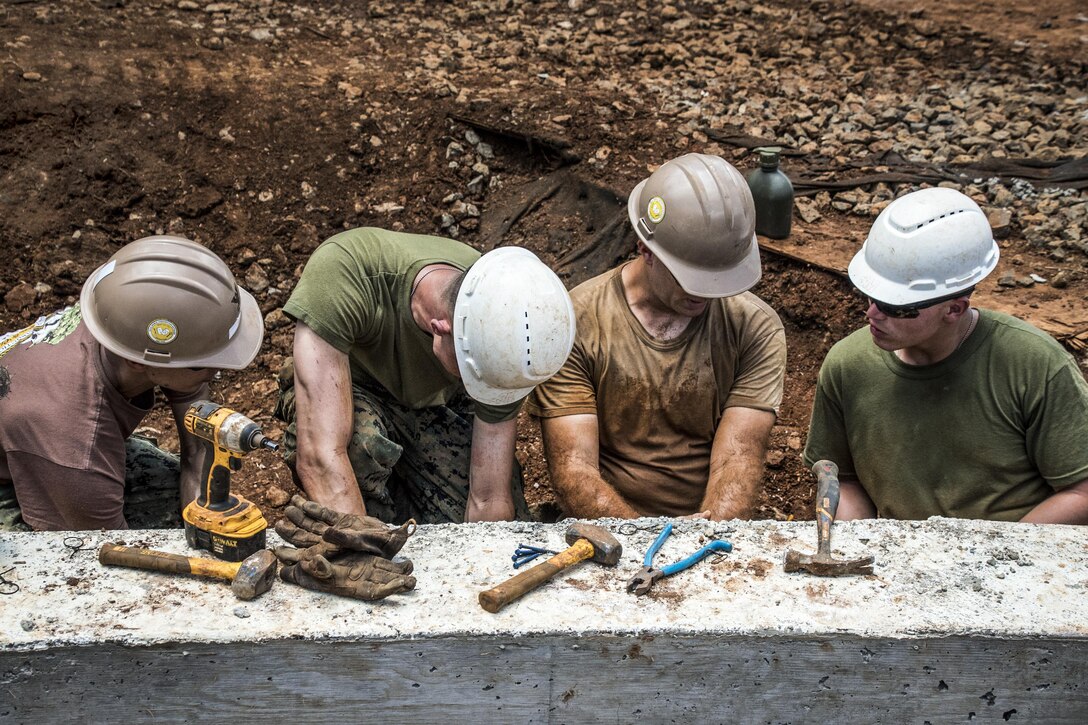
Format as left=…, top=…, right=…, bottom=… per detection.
left=442, top=269, right=467, bottom=317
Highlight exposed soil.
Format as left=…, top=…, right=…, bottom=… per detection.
left=1, top=0, right=1084, bottom=526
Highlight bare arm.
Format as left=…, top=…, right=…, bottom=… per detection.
left=167, top=384, right=210, bottom=513
left=292, top=322, right=367, bottom=517
left=1020, top=479, right=1088, bottom=525
left=540, top=413, right=641, bottom=519
left=835, top=474, right=878, bottom=520
left=701, top=407, right=775, bottom=520
left=464, top=416, right=518, bottom=522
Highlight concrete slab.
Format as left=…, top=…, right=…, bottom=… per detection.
left=2, top=517, right=1086, bottom=722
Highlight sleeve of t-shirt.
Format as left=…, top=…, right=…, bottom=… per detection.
left=523, top=337, right=596, bottom=418
left=724, top=321, right=787, bottom=415
left=473, top=397, right=525, bottom=425
left=802, top=355, right=858, bottom=478
left=7, top=451, right=128, bottom=530
left=1025, top=360, right=1088, bottom=490
left=282, top=241, right=380, bottom=353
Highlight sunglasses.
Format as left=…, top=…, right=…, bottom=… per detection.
left=862, top=288, right=974, bottom=319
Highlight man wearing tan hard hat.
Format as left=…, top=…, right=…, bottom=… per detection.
left=0, top=236, right=264, bottom=530
left=528, top=153, right=786, bottom=520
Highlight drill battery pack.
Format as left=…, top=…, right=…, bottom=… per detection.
left=183, top=494, right=268, bottom=562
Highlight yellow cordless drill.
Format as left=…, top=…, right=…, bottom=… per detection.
left=182, top=400, right=278, bottom=562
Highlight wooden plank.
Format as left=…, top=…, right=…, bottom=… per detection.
left=3, top=636, right=1085, bottom=723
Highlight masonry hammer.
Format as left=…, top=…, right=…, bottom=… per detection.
left=479, top=522, right=621, bottom=613
left=99, top=543, right=278, bottom=600
left=784, top=460, right=874, bottom=576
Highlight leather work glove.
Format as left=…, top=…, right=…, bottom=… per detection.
left=274, top=495, right=416, bottom=559
left=276, top=547, right=417, bottom=601
left=273, top=495, right=418, bottom=601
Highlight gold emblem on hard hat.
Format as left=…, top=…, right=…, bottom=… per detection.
left=147, top=319, right=178, bottom=344
left=647, top=196, right=666, bottom=223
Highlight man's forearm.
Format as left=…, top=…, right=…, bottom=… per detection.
left=1020, top=482, right=1088, bottom=525
left=553, top=466, right=640, bottom=519
left=296, top=450, right=368, bottom=517
left=702, top=457, right=762, bottom=520
left=834, top=477, right=878, bottom=520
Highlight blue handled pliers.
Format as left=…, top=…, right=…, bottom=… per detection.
left=626, top=523, right=733, bottom=596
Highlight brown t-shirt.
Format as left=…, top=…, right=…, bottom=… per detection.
left=0, top=307, right=199, bottom=530
left=526, top=265, right=786, bottom=515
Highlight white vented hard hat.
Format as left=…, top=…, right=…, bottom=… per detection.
left=454, top=247, right=576, bottom=406
left=849, top=188, right=999, bottom=305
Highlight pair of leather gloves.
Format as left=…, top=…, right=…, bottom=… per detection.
left=273, top=495, right=417, bottom=601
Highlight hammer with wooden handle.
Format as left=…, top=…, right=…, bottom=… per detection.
left=479, top=522, right=621, bottom=613
left=99, top=543, right=278, bottom=600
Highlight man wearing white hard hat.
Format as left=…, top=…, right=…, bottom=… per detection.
left=275, top=227, right=575, bottom=524
left=804, top=187, right=1088, bottom=524
left=528, top=154, right=787, bottom=520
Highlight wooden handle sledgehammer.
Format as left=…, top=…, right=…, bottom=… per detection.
left=98, top=543, right=277, bottom=600
left=479, top=522, right=621, bottom=613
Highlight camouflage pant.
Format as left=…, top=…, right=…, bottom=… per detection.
left=0, top=436, right=182, bottom=531
left=274, top=358, right=530, bottom=524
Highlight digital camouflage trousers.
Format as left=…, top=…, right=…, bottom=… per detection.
left=274, top=358, right=530, bottom=525
left=0, top=436, right=183, bottom=532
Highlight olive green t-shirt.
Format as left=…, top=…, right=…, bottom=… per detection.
left=803, top=309, right=1088, bottom=521
left=282, top=227, right=521, bottom=424
left=526, top=264, right=787, bottom=516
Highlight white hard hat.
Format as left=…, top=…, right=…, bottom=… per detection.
left=849, top=188, right=999, bottom=305
left=627, top=153, right=760, bottom=298
left=454, top=247, right=576, bottom=406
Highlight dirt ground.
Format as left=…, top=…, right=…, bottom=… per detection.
left=1, top=0, right=1085, bottom=525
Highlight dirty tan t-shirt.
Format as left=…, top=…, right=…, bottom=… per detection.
left=526, top=264, right=786, bottom=515
left=283, top=227, right=521, bottom=424
left=0, top=307, right=201, bottom=530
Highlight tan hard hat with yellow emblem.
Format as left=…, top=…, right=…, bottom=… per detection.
left=79, top=235, right=263, bottom=369
left=628, top=153, right=760, bottom=298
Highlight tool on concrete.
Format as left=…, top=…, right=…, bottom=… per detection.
left=784, top=460, right=875, bottom=576
left=626, top=523, right=733, bottom=596
left=99, top=543, right=277, bottom=600
left=512, top=543, right=559, bottom=569
left=479, top=523, right=621, bottom=613
left=182, top=400, right=278, bottom=562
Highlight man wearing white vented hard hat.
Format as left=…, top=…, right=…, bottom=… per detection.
left=528, top=154, right=787, bottom=520
left=805, top=187, right=1088, bottom=524
left=276, top=227, right=575, bottom=524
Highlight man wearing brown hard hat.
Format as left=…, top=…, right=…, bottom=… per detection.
left=0, top=236, right=264, bottom=531
left=528, top=153, right=787, bottom=520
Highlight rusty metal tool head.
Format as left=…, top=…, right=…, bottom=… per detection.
left=479, top=522, right=621, bottom=613
left=784, top=460, right=875, bottom=577
left=99, top=544, right=278, bottom=600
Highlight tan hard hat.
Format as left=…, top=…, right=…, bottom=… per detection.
left=79, top=235, right=263, bottom=369
left=627, top=153, right=760, bottom=298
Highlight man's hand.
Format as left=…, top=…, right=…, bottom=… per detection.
left=274, top=495, right=417, bottom=600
